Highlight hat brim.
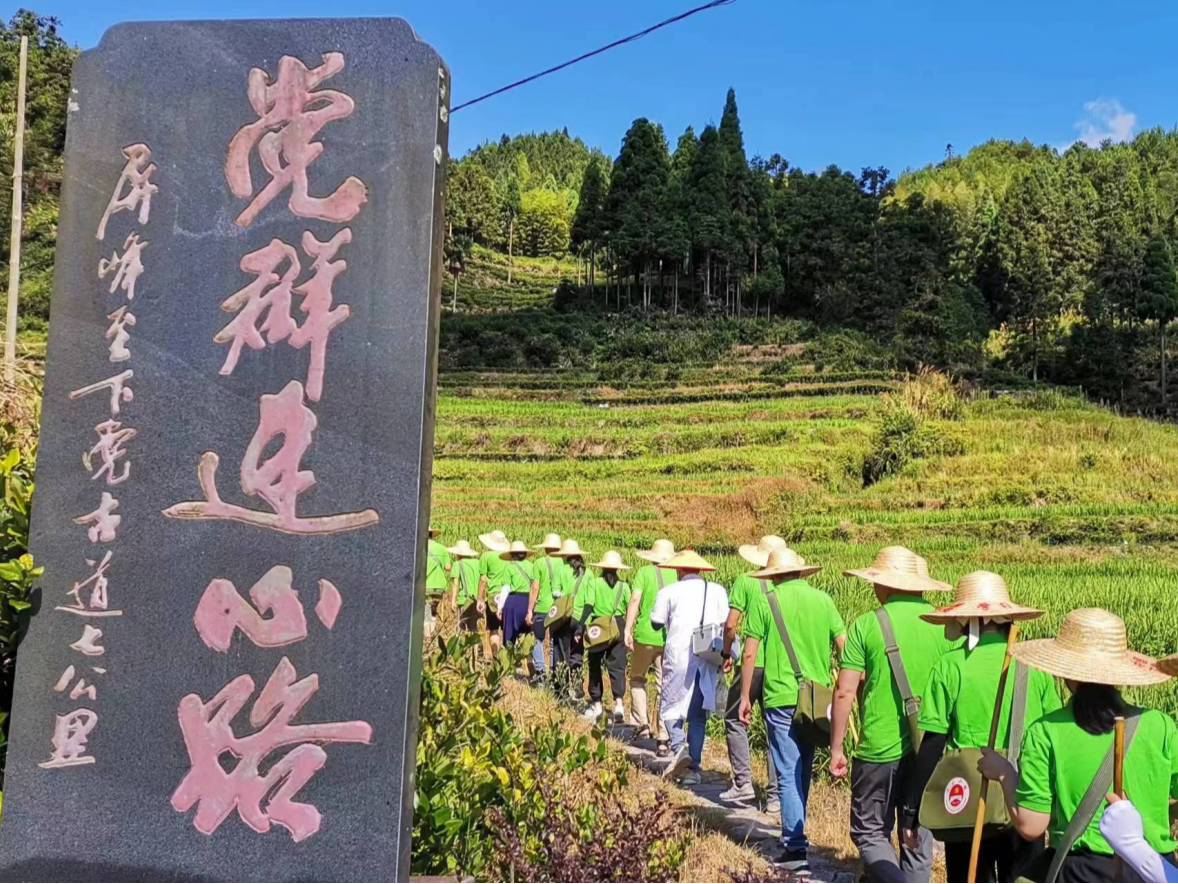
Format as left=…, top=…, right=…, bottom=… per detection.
left=749, top=565, right=822, bottom=580
left=553, top=550, right=584, bottom=558
left=447, top=547, right=478, bottom=559
left=921, top=603, right=1044, bottom=624
left=1011, top=639, right=1171, bottom=686
left=590, top=561, right=631, bottom=571
left=844, top=567, right=952, bottom=593
left=478, top=533, right=510, bottom=553
left=636, top=549, right=673, bottom=564
left=499, top=550, right=533, bottom=560
left=534, top=544, right=561, bottom=552
left=428, top=527, right=441, bottom=538
left=738, top=544, right=772, bottom=567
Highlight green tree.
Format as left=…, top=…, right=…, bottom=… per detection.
left=571, top=156, right=607, bottom=289
left=1140, top=233, right=1178, bottom=406
left=687, top=125, right=729, bottom=306
left=604, top=118, right=670, bottom=310
left=718, top=88, right=752, bottom=313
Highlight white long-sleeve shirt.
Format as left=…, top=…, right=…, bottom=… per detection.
left=651, top=574, right=729, bottom=721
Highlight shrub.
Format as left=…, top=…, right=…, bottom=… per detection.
left=862, top=397, right=964, bottom=486
left=898, top=366, right=963, bottom=420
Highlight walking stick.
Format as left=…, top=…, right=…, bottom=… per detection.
left=967, top=622, right=1020, bottom=884
left=1113, top=715, right=1126, bottom=798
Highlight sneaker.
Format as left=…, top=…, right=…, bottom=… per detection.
left=613, top=699, right=625, bottom=723
left=774, top=848, right=809, bottom=877
left=580, top=702, right=603, bottom=721
left=655, top=740, right=671, bottom=758
left=718, top=782, right=756, bottom=805
left=764, top=796, right=780, bottom=815
left=676, top=769, right=701, bottom=786
left=663, top=746, right=692, bottom=780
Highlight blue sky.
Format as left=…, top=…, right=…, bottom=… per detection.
left=38, top=0, right=1178, bottom=176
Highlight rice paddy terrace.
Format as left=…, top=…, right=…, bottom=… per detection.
left=431, top=354, right=1178, bottom=715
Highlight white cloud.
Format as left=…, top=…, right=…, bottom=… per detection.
left=1069, top=98, right=1137, bottom=148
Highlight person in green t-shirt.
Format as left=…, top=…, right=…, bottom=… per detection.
left=623, top=538, right=677, bottom=756
left=527, top=533, right=566, bottom=682
left=475, top=530, right=511, bottom=653
left=977, top=607, right=1177, bottom=884
left=447, top=540, right=482, bottom=632
left=738, top=548, right=845, bottom=875
left=720, top=534, right=788, bottom=810
left=899, top=570, right=1057, bottom=882
left=581, top=551, right=632, bottom=723
left=549, top=538, right=591, bottom=702
left=829, top=545, right=955, bottom=884
left=498, top=541, right=539, bottom=660
left=424, top=529, right=452, bottom=634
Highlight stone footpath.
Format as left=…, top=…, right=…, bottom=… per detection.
left=603, top=722, right=856, bottom=883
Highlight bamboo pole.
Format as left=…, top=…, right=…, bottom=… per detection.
left=967, top=622, right=1020, bottom=883
left=4, top=36, right=28, bottom=385
left=1113, top=715, right=1126, bottom=798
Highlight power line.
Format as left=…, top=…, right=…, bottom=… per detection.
left=450, top=0, right=737, bottom=114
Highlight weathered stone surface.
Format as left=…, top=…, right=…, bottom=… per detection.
left=0, top=18, right=448, bottom=882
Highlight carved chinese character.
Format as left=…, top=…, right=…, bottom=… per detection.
left=39, top=709, right=98, bottom=769
left=163, top=381, right=378, bottom=535
left=74, top=492, right=121, bottom=543
left=69, top=369, right=133, bottom=417
left=171, top=656, right=372, bottom=841
left=58, top=552, right=124, bottom=619
left=225, top=52, right=367, bottom=228
left=70, top=624, right=106, bottom=657
left=54, top=667, right=98, bottom=701
left=84, top=419, right=136, bottom=485
left=216, top=230, right=351, bottom=402
left=98, top=232, right=149, bottom=301
left=195, top=566, right=307, bottom=652
left=105, top=306, right=136, bottom=363
left=96, top=144, right=157, bottom=241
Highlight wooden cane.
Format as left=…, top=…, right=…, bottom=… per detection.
left=967, top=622, right=1020, bottom=884
left=1113, top=715, right=1126, bottom=798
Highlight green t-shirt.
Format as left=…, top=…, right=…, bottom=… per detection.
left=532, top=554, right=567, bottom=615
left=918, top=630, right=1062, bottom=751
left=1015, top=704, right=1178, bottom=856
left=589, top=576, right=632, bottom=619
left=502, top=558, right=535, bottom=594
left=453, top=558, right=480, bottom=607
left=425, top=539, right=452, bottom=595
left=630, top=564, right=676, bottom=648
left=479, top=550, right=511, bottom=593
left=841, top=595, right=961, bottom=762
left=744, top=578, right=845, bottom=709
left=730, top=572, right=767, bottom=668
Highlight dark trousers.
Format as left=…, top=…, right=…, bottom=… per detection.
left=550, top=622, right=583, bottom=699
left=723, top=665, right=779, bottom=799
left=587, top=620, right=627, bottom=702
left=850, top=756, right=933, bottom=882
left=1021, top=847, right=1117, bottom=883
left=501, top=592, right=530, bottom=644
left=943, top=829, right=1042, bottom=883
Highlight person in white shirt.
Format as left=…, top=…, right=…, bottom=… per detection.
left=650, top=549, right=730, bottom=785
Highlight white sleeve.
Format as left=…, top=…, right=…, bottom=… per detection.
left=707, top=582, right=729, bottom=626
left=1099, top=800, right=1167, bottom=884
left=651, top=586, right=671, bottom=630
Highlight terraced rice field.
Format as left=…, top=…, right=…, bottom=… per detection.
left=430, top=364, right=1178, bottom=715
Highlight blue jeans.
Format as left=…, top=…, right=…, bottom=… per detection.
left=530, top=610, right=547, bottom=675
left=765, top=705, right=813, bottom=853
left=664, top=671, right=707, bottom=770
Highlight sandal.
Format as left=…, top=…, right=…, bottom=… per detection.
left=656, top=740, right=671, bottom=758
left=633, top=726, right=651, bottom=742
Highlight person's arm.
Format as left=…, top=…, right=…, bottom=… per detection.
left=526, top=579, right=539, bottom=626
left=737, top=637, right=759, bottom=724
left=1100, top=794, right=1169, bottom=884
left=477, top=573, right=488, bottom=612
left=834, top=632, right=846, bottom=658
left=977, top=749, right=1051, bottom=839
left=829, top=667, right=861, bottom=778
left=722, top=607, right=742, bottom=674
left=449, top=576, right=458, bottom=610
left=623, top=587, right=642, bottom=650
left=900, top=730, right=948, bottom=842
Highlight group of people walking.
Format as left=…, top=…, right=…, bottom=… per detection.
left=425, top=528, right=1178, bottom=883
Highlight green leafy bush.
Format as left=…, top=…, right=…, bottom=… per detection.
left=862, top=396, right=964, bottom=486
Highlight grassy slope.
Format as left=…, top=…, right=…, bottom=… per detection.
left=446, top=244, right=577, bottom=312
left=433, top=363, right=1178, bottom=717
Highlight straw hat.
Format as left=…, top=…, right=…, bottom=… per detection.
left=738, top=535, right=789, bottom=567
left=920, top=571, right=1043, bottom=624
left=749, top=547, right=821, bottom=580
left=662, top=549, right=716, bottom=572
left=843, top=546, right=951, bottom=593
left=478, top=530, right=510, bottom=553
left=447, top=539, right=478, bottom=559
left=1158, top=654, right=1178, bottom=678
left=553, top=538, right=587, bottom=559
left=590, top=550, right=631, bottom=571
left=636, top=538, right=677, bottom=564
left=534, top=533, right=562, bottom=552
left=498, top=540, right=533, bottom=560
left=1011, top=608, right=1170, bottom=687
left=428, top=526, right=441, bottom=538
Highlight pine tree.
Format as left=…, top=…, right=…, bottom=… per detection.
left=1140, top=234, right=1178, bottom=406
left=688, top=125, right=729, bottom=306
left=571, top=157, right=608, bottom=290
left=718, top=88, right=752, bottom=313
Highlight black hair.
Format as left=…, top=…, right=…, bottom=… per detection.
left=1071, top=682, right=1125, bottom=736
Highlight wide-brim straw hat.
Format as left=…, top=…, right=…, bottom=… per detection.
left=498, top=540, right=534, bottom=560
left=534, top=532, right=562, bottom=552
left=1011, top=608, right=1170, bottom=687
left=553, top=538, right=586, bottom=558
left=844, top=546, right=951, bottom=593
left=590, top=550, right=631, bottom=571
left=737, top=535, right=789, bottom=567
left=662, top=549, right=716, bottom=572
left=448, top=539, right=478, bottom=559
left=749, top=547, right=821, bottom=579
left=428, top=526, right=441, bottom=538
left=478, top=530, right=510, bottom=553
left=636, top=538, right=676, bottom=564
left=921, top=571, right=1043, bottom=624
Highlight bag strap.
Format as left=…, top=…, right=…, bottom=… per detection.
left=510, top=561, right=531, bottom=586
left=1007, top=662, right=1029, bottom=767
left=544, top=556, right=555, bottom=584
left=699, top=579, right=708, bottom=628
left=765, top=590, right=804, bottom=682
left=874, top=608, right=923, bottom=751
left=609, top=578, right=626, bottom=617
left=655, top=567, right=666, bottom=591
left=1044, top=712, right=1143, bottom=883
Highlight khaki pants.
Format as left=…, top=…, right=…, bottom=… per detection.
left=629, top=642, right=669, bottom=741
